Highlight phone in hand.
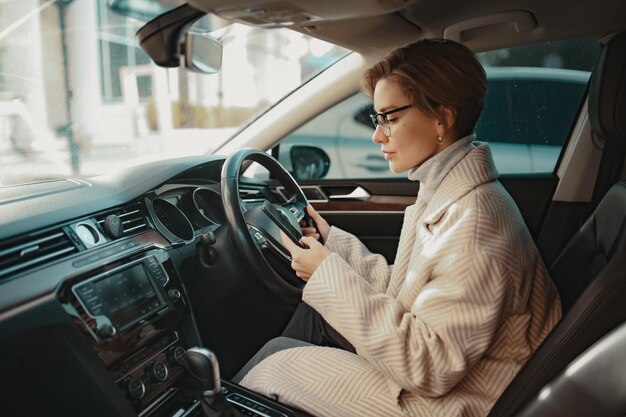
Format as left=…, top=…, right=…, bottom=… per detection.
left=262, top=201, right=303, bottom=247
left=302, top=212, right=324, bottom=244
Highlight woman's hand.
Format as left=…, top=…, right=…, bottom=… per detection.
left=300, top=205, right=330, bottom=243
left=280, top=231, right=331, bottom=282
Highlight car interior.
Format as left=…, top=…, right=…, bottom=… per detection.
left=0, top=0, right=625, bottom=417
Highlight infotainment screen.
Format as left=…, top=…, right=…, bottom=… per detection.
left=75, top=262, right=166, bottom=330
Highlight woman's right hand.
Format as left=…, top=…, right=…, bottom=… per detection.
left=300, top=205, right=330, bottom=243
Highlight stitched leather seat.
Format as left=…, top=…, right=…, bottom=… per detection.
left=551, top=182, right=626, bottom=311
left=515, top=320, right=626, bottom=417
left=488, top=31, right=626, bottom=417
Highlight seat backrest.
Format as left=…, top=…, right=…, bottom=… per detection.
left=551, top=182, right=626, bottom=311
left=516, top=320, right=626, bottom=417
left=487, top=31, right=626, bottom=417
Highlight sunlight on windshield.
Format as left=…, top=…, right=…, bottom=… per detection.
left=0, top=0, right=348, bottom=187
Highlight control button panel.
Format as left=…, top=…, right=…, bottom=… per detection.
left=145, top=256, right=168, bottom=286
left=72, top=240, right=140, bottom=268
left=115, top=335, right=186, bottom=407
left=145, top=361, right=169, bottom=383
left=226, top=393, right=288, bottom=417
left=168, top=289, right=182, bottom=302
left=124, top=377, right=146, bottom=400
left=74, top=282, right=103, bottom=315
left=167, top=346, right=186, bottom=367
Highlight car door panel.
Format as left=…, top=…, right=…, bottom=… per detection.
left=290, top=175, right=556, bottom=263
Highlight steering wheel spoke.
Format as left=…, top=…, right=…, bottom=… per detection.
left=247, top=224, right=291, bottom=263
left=245, top=203, right=301, bottom=254
left=281, top=201, right=307, bottom=223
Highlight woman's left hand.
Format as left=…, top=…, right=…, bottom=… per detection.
left=280, top=231, right=331, bottom=281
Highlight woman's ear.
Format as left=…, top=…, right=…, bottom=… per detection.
left=436, top=105, right=457, bottom=138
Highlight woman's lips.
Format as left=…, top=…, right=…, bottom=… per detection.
left=383, top=151, right=395, bottom=160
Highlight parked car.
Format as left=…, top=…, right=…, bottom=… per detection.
left=277, top=67, right=591, bottom=178
left=0, top=0, right=624, bottom=417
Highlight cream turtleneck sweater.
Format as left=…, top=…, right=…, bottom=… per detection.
left=408, top=134, right=478, bottom=203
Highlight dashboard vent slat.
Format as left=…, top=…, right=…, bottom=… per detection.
left=95, top=202, right=150, bottom=238
left=239, top=188, right=265, bottom=203
left=119, top=209, right=147, bottom=233
left=0, top=230, right=77, bottom=279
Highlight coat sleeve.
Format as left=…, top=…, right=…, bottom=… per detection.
left=323, top=226, right=392, bottom=293
left=303, top=249, right=513, bottom=397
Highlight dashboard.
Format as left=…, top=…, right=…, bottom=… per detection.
left=0, top=155, right=308, bottom=417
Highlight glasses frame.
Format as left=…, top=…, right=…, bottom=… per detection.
left=369, top=104, right=413, bottom=136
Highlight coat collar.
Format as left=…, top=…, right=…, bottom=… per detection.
left=421, top=142, right=499, bottom=225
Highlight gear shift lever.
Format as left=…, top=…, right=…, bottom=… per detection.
left=185, top=347, right=223, bottom=397
left=183, top=347, right=239, bottom=417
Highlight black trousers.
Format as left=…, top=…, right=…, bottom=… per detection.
left=282, top=302, right=356, bottom=353
left=232, top=302, right=355, bottom=383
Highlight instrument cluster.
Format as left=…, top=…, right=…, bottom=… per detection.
left=147, top=184, right=225, bottom=243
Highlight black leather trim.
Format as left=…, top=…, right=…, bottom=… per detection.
left=589, top=31, right=626, bottom=144
left=515, top=321, right=626, bottom=417
left=551, top=182, right=626, bottom=310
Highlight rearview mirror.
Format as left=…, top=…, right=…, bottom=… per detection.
left=354, top=104, right=375, bottom=129
left=137, top=4, right=222, bottom=74
left=183, top=32, right=223, bottom=73
left=290, top=146, right=330, bottom=180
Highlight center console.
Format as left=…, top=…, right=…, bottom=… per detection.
left=59, top=249, right=196, bottom=416
left=59, top=246, right=310, bottom=417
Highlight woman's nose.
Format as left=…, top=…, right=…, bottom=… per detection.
left=372, top=125, right=388, bottom=144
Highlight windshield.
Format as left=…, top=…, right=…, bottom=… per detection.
left=0, top=0, right=349, bottom=187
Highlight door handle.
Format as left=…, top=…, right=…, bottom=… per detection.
left=328, top=187, right=371, bottom=201
left=353, top=154, right=388, bottom=172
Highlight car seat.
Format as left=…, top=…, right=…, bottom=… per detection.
left=487, top=30, right=626, bottom=417
left=515, top=319, right=626, bottom=417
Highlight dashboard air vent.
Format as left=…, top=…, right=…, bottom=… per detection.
left=0, top=230, right=78, bottom=279
left=239, top=188, right=265, bottom=203
left=96, top=202, right=151, bottom=238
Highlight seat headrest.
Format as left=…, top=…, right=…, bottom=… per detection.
left=589, top=31, right=626, bottom=145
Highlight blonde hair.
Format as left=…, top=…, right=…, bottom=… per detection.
left=362, top=39, right=487, bottom=139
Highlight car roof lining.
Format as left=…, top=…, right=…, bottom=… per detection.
left=186, top=0, right=626, bottom=55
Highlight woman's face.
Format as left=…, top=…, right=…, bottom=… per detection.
left=372, top=78, right=447, bottom=173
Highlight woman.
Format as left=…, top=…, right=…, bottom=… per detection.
left=235, top=39, right=562, bottom=417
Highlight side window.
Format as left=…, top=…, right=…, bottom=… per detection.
left=475, top=39, right=600, bottom=174
left=277, top=39, right=601, bottom=179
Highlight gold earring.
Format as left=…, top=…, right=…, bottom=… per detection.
left=435, top=136, right=444, bottom=145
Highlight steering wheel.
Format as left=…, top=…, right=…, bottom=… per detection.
left=221, top=148, right=311, bottom=303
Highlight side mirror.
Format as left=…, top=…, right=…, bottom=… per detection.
left=290, top=146, right=330, bottom=180
left=183, top=32, right=222, bottom=73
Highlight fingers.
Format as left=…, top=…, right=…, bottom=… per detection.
left=300, top=235, right=322, bottom=249
left=294, top=270, right=310, bottom=281
left=279, top=230, right=301, bottom=254
left=306, top=205, right=329, bottom=243
left=301, top=226, right=320, bottom=239
left=307, top=205, right=324, bottom=223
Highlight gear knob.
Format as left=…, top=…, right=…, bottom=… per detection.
left=185, top=347, right=222, bottom=397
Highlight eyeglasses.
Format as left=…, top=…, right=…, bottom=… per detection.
left=369, top=104, right=413, bottom=136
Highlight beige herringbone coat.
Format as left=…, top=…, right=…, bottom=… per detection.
left=242, top=144, right=562, bottom=417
